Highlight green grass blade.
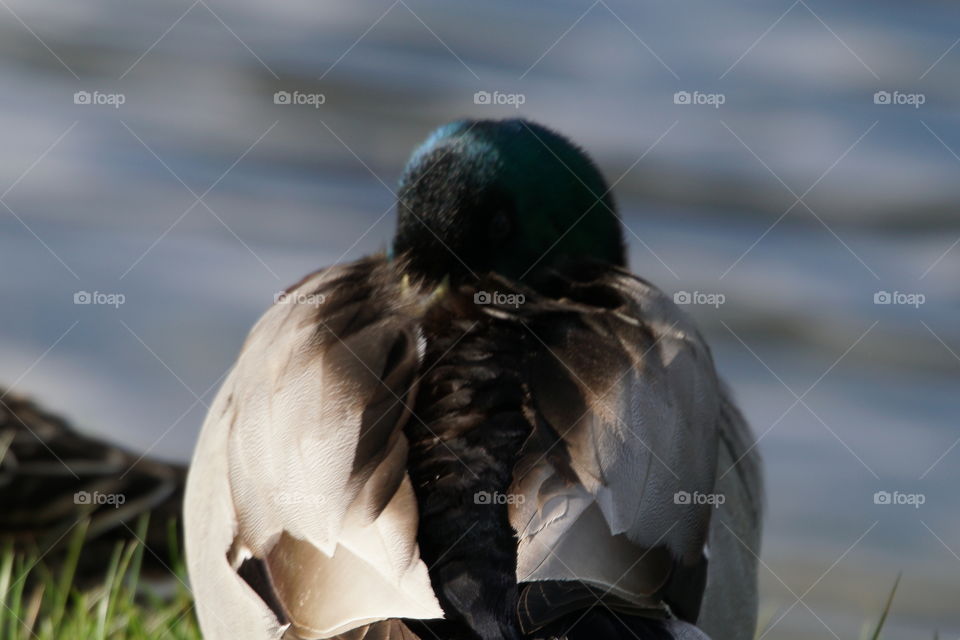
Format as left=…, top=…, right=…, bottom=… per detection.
left=868, top=572, right=901, bottom=640
left=0, top=516, right=202, bottom=640
left=50, top=518, right=90, bottom=634
left=7, top=555, right=28, bottom=640
left=0, top=541, right=13, bottom=637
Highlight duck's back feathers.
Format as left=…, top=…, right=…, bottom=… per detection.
left=185, top=256, right=760, bottom=640
left=506, top=264, right=761, bottom=639
left=184, top=257, right=443, bottom=640
left=498, top=265, right=721, bottom=625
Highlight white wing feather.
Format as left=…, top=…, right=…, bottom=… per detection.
left=185, top=263, right=443, bottom=640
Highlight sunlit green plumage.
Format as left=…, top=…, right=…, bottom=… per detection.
left=393, top=119, right=625, bottom=283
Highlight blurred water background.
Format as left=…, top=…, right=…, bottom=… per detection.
left=1, top=0, right=958, bottom=637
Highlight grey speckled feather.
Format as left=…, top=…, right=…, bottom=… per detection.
left=506, top=265, right=720, bottom=622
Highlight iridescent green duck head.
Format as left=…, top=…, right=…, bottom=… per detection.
left=393, top=119, right=626, bottom=283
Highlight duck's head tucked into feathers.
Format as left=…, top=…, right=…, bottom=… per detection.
left=393, top=119, right=626, bottom=283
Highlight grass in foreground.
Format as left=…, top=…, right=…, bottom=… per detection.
left=0, top=519, right=200, bottom=640
left=862, top=572, right=899, bottom=640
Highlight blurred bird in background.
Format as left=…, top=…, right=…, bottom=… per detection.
left=184, top=119, right=763, bottom=640
left=0, top=390, right=185, bottom=582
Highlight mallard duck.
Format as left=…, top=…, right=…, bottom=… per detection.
left=0, top=390, right=185, bottom=580
left=184, top=119, right=763, bottom=640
